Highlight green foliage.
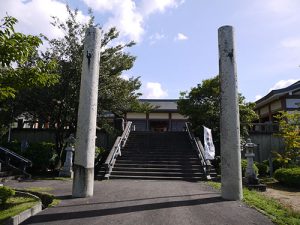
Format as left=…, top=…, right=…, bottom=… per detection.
left=274, top=111, right=300, bottom=166
left=274, top=167, right=300, bottom=188
left=24, top=142, right=57, bottom=172
left=0, top=140, right=22, bottom=154
left=0, top=15, right=58, bottom=138
left=241, top=159, right=258, bottom=177
left=272, top=158, right=285, bottom=172
left=95, top=146, right=106, bottom=159
left=255, top=161, right=269, bottom=177
left=12, top=6, right=142, bottom=164
left=0, top=16, right=41, bottom=67
left=0, top=186, right=15, bottom=205
left=178, top=75, right=258, bottom=154
left=1, top=141, right=57, bottom=172
left=0, top=15, right=58, bottom=100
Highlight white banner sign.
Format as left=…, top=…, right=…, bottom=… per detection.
left=203, top=126, right=215, bottom=160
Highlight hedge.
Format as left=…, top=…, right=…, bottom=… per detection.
left=274, top=167, right=300, bottom=188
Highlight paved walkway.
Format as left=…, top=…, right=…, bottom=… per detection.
left=5, top=179, right=274, bottom=225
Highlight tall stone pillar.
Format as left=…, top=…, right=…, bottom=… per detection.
left=72, top=27, right=101, bottom=198
left=218, top=26, right=243, bottom=200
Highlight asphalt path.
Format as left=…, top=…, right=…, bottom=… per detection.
left=6, top=179, right=274, bottom=225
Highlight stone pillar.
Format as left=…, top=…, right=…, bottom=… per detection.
left=59, top=135, right=76, bottom=178
left=218, top=26, right=243, bottom=200
left=245, top=138, right=258, bottom=183
left=72, top=27, right=101, bottom=198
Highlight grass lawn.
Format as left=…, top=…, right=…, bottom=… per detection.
left=20, top=187, right=61, bottom=208
left=0, top=186, right=61, bottom=224
left=206, top=181, right=300, bottom=225
left=33, top=176, right=72, bottom=181
left=0, top=195, right=39, bottom=223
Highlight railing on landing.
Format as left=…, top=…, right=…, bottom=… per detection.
left=185, top=122, right=211, bottom=180
left=0, top=146, right=32, bottom=178
left=104, top=121, right=132, bottom=179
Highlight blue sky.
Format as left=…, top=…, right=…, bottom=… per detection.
left=1, top=0, right=299, bottom=102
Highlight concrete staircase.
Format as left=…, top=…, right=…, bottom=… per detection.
left=100, top=131, right=213, bottom=181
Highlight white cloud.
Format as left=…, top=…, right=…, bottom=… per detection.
left=174, top=33, right=188, bottom=41
left=140, top=0, right=184, bottom=15
left=281, top=37, right=300, bottom=48
left=255, top=95, right=262, bottom=101
left=83, top=0, right=143, bottom=42
left=0, top=0, right=89, bottom=41
left=149, top=32, right=166, bottom=45
left=268, top=79, right=298, bottom=91
left=82, top=0, right=184, bottom=42
left=143, top=82, right=168, bottom=99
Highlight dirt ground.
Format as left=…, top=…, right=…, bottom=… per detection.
left=262, top=185, right=300, bottom=213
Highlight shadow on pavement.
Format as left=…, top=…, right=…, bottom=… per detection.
left=55, top=192, right=218, bottom=207
left=22, top=196, right=224, bottom=224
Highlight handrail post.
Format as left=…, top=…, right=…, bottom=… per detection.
left=185, top=122, right=211, bottom=180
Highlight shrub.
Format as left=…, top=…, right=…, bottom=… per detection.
left=95, top=146, right=106, bottom=159
left=272, top=158, right=285, bottom=172
left=255, top=161, right=269, bottom=177
left=274, top=167, right=300, bottom=188
left=0, top=140, right=22, bottom=155
left=241, top=159, right=258, bottom=177
left=0, top=186, right=15, bottom=205
left=24, top=142, right=57, bottom=172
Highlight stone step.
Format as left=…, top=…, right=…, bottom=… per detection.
left=122, top=150, right=197, bottom=157
left=106, top=174, right=204, bottom=181
left=112, top=167, right=202, bottom=173
left=113, top=163, right=203, bottom=168
left=111, top=170, right=204, bottom=177
left=116, top=159, right=201, bottom=164
left=118, top=156, right=199, bottom=160
left=122, top=150, right=193, bottom=155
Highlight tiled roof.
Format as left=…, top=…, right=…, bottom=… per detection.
left=255, top=80, right=300, bottom=109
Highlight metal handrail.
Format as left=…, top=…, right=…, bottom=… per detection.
left=104, top=121, right=132, bottom=179
left=0, top=146, right=32, bottom=178
left=0, top=147, right=32, bottom=165
left=185, top=122, right=211, bottom=180
left=121, top=121, right=132, bottom=148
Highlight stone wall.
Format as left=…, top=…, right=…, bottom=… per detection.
left=9, top=128, right=114, bottom=150
left=248, top=133, right=285, bottom=162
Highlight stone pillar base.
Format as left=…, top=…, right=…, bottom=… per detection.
left=72, top=164, right=94, bottom=198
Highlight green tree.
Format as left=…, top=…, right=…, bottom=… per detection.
left=13, top=7, right=143, bottom=166
left=0, top=15, right=58, bottom=137
left=274, top=111, right=300, bottom=166
left=178, top=75, right=258, bottom=154
left=0, top=15, right=58, bottom=100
